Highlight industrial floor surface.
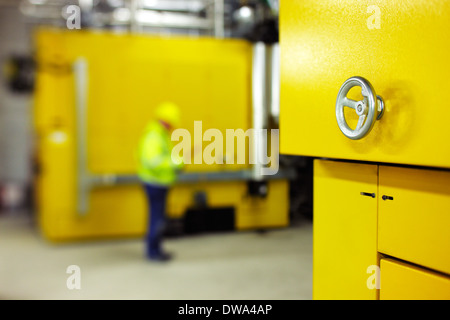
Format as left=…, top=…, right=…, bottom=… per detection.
left=0, top=211, right=312, bottom=300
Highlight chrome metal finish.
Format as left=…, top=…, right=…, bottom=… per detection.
left=93, top=168, right=296, bottom=185
left=213, top=0, right=224, bottom=38
left=269, top=43, right=280, bottom=124
left=335, top=76, right=384, bottom=140
left=129, top=0, right=140, bottom=33
left=251, top=42, right=267, bottom=181
left=19, top=0, right=227, bottom=37
left=376, top=95, right=385, bottom=120
left=74, top=58, right=91, bottom=215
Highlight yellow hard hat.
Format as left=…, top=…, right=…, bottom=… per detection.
left=155, top=102, right=181, bottom=127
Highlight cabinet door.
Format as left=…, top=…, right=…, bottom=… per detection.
left=280, top=1, right=450, bottom=168
left=380, top=258, right=450, bottom=300
left=313, top=160, right=378, bottom=299
left=378, top=166, right=450, bottom=275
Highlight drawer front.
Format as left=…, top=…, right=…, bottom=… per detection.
left=313, top=160, right=378, bottom=299
left=380, top=259, right=450, bottom=300
left=378, top=166, right=450, bottom=275
left=280, top=0, right=450, bottom=168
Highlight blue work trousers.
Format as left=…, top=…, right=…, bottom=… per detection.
left=143, top=183, right=169, bottom=258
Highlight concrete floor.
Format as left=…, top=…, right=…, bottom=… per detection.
left=0, top=212, right=312, bottom=300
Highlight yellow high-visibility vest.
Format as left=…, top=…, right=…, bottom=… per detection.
left=137, top=121, right=183, bottom=186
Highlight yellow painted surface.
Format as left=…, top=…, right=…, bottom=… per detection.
left=33, top=29, right=289, bottom=241
left=47, top=180, right=288, bottom=241
left=237, top=180, right=289, bottom=230
left=280, top=0, right=450, bottom=168
left=380, top=258, right=450, bottom=300
left=34, top=28, right=252, bottom=174
left=378, top=166, right=450, bottom=275
left=313, top=159, right=378, bottom=300
left=168, top=180, right=289, bottom=230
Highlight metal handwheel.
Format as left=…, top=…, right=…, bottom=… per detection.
left=335, top=76, right=384, bottom=140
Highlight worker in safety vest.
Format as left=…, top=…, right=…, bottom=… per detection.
left=137, top=102, right=183, bottom=262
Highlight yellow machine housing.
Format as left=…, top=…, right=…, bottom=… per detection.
left=33, top=29, right=289, bottom=241
left=280, top=0, right=450, bottom=169
left=280, top=0, right=450, bottom=299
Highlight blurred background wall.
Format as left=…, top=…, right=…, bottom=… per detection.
left=0, top=3, right=33, bottom=210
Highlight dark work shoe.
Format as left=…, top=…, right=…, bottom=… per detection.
left=148, top=252, right=173, bottom=262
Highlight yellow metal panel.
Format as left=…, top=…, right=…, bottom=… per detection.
left=167, top=180, right=289, bottom=230
left=34, top=28, right=252, bottom=174
left=380, top=258, right=450, bottom=300
left=42, top=179, right=288, bottom=241
left=34, top=29, right=288, bottom=241
left=280, top=0, right=450, bottom=168
left=378, top=166, right=450, bottom=275
left=237, top=180, right=289, bottom=230
left=57, top=186, right=147, bottom=241
left=313, top=159, right=378, bottom=300
left=167, top=182, right=247, bottom=219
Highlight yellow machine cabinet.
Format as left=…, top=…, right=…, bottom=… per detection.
left=280, top=0, right=450, bottom=300
left=380, top=259, right=450, bottom=300
left=313, top=159, right=450, bottom=300
left=280, top=0, right=450, bottom=169
left=378, top=166, right=450, bottom=276
left=34, top=29, right=290, bottom=241
left=313, top=160, right=378, bottom=300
